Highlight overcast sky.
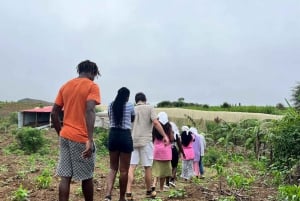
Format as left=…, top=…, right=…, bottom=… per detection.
left=0, top=1, right=299, bottom=106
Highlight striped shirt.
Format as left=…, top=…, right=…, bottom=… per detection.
left=108, top=102, right=135, bottom=129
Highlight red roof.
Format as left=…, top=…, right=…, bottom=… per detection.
left=22, top=106, right=53, bottom=113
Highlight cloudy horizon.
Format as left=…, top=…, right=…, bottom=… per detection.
left=0, top=1, right=299, bottom=106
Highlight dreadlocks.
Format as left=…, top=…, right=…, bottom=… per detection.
left=77, top=60, right=101, bottom=76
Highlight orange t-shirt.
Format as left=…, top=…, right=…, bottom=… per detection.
left=54, top=78, right=101, bottom=143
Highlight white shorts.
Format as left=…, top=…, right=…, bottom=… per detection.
left=130, top=142, right=153, bottom=167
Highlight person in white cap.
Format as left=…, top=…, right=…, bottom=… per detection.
left=151, top=112, right=173, bottom=192
left=126, top=93, right=169, bottom=201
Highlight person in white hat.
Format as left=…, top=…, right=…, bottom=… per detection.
left=151, top=112, right=173, bottom=192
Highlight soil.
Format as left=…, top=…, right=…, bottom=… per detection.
left=0, top=129, right=279, bottom=201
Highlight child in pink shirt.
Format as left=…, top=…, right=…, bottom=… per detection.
left=152, top=112, right=173, bottom=192
left=180, top=126, right=195, bottom=180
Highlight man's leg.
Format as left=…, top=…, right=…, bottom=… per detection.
left=59, top=176, right=71, bottom=201
left=119, top=152, right=131, bottom=201
left=144, top=166, right=152, bottom=191
left=82, top=178, right=93, bottom=201
left=127, top=164, right=136, bottom=193
left=199, top=156, right=204, bottom=175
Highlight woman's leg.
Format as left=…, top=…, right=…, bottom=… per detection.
left=105, top=151, right=120, bottom=198
left=119, top=152, right=131, bottom=201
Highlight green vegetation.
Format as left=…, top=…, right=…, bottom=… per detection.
left=157, top=99, right=287, bottom=115
left=12, top=185, right=29, bottom=201
left=278, top=185, right=300, bottom=201
left=13, top=127, right=48, bottom=154
left=36, top=169, right=52, bottom=189
left=168, top=188, right=187, bottom=199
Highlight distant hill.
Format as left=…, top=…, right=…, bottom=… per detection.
left=17, top=98, right=53, bottom=105
left=0, top=99, right=53, bottom=118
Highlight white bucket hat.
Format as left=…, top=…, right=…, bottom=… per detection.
left=157, top=112, right=169, bottom=125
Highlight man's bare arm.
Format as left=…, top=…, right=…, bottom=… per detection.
left=51, top=104, right=63, bottom=136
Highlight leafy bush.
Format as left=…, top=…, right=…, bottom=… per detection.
left=204, top=148, right=223, bottom=166
left=9, top=112, right=18, bottom=124
left=278, top=185, right=300, bottom=201
left=94, top=127, right=109, bottom=155
left=14, top=127, right=47, bottom=154
left=271, top=108, right=300, bottom=170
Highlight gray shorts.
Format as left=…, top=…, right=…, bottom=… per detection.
left=130, top=142, right=153, bottom=166
left=56, top=137, right=96, bottom=181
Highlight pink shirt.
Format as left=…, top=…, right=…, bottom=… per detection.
left=182, top=137, right=195, bottom=160
left=153, top=139, right=172, bottom=161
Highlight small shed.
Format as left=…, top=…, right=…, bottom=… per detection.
left=18, top=106, right=53, bottom=128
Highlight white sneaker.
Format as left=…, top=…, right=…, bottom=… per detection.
left=169, top=181, right=176, bottom=187
left=164, top=184, right=170, bottom=189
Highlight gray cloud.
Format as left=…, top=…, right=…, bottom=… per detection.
left=0, top=0, right=299, bottom=106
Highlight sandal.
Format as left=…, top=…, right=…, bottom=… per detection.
left=146, top=189, right=156, bottom=198
left=104, top=195, right=111, bottom=201
left=126, top=192, right=134, bottom=201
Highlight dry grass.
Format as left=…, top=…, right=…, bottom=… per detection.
left=96, top=105, right=282, bottom=124
left=155, top=108, right=282, bottom=123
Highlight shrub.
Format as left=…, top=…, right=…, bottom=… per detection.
left=94, top=127, right=109, bottom=155
left=14, top=127, right=47, bottom=154
left=271, top=108, right=300, bottom=170
left=204, top=148, right=222, bottom=166
left=278, top=184, right=300, bottom=201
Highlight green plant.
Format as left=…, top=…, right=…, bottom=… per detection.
left=271, top=107, right=300, bottom=170
left=168, top=188, right=186, bottom=198
left=278, top=184, right=300, bottom=201
left=217, top=196, right=235, bottom=201
left=36, top=169, right=52, bottom=189
left=205, top=148, right=222, bottom=166
left=226, top=173, right=255, bottom=190
left=11, top=185, right=29, bottom=201
left=0, top=164, right=8, bottom=172
left=75, top=187, right=83, bottom=197
left=14, top=127, right=47, bottom=154
left=94, top=127, right=109, bottom=155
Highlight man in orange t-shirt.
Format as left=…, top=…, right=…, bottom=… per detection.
left=51, top=60, right=101, bottom=201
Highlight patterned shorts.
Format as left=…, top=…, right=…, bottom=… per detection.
left=181, top=160, right=194, bottom=180
left=56, top=137, right=96, bottom=181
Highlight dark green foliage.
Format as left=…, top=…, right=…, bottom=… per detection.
left=276, top=103, right=285, bottom=110
left=204, top=148, right=222, bottom=166
left=94, top=127, right=109, bottom=155
left=9, top=112, right=18, bottom=124
left=271, top=108, right=300, bottom=170
left=156, top=100, right=285, bottom=115
left=14, top=127, right=47, bottom=154
left=221, top=102, right=231, bottom=108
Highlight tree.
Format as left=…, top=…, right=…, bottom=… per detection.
left=178, top=97, right=185, bottom=102
left=291, top=82, right=300, bottom=110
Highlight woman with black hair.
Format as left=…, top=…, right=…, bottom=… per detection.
left=104, top=87, right=135, bottom=201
